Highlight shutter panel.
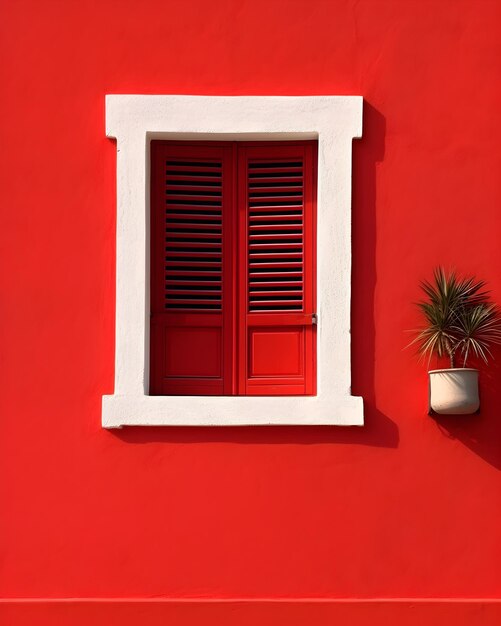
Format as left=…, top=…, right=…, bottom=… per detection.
left=150, top=143, right=234, bottom=395
left=237, top=143, right=317, bottom=395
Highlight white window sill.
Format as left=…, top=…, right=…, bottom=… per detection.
left=103, top=395, right=363, bottom=428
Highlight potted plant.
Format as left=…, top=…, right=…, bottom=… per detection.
left=410, top=267, right=501, bottom=415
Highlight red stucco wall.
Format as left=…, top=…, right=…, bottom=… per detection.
left=1, top=0, right=500, bottom=623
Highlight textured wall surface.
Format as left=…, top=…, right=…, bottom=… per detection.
left=1, top=0, right=500, bottom=622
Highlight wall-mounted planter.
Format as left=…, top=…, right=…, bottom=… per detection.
left=428, top=368, right=479, bottom=415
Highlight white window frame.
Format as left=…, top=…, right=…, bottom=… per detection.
left=102, top=95, right=364, bottom=427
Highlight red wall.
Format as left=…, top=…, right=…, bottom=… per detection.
left=1, top=0, right=501, bottom=621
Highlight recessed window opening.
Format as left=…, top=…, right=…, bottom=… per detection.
left=150, top=140, right=317, bottom=397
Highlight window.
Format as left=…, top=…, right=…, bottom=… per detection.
left=102, top=95, right=364, bottom=427
left=150, top=141, right=316, bottom=396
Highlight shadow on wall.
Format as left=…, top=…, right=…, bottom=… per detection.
left=111, top=99, right=399, bottom=449
left=350, top=102, right=398, bottom=449
left=351, top=102, right=501, bottom=471
left=112, top=420, right=399, bottom=447
left=431, top=356, right=501, bottom=470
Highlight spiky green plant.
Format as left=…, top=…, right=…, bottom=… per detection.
left=410, top=268, right=501, bottom=368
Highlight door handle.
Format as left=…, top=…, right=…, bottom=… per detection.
left=312, top=313, right=318, bottom=325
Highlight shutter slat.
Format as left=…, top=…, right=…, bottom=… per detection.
left=166, top=216, right=221, bottom=223
left=166, top=232, right=222, bottom=240
left=249, top=290, right=302, bottom=297
left=249, top=243, right=303, bottom=250
left=248, top=176, right=303, bottom=184
left=165, top=164, right=222, bottom=173
left=249, top=267, right=303, bottom=272
left=249, top=253, right=303, bottom=260
left=166, top=194, right=222, bottom=203
left=248, top=185, right=303, bottom=194
left=166, top=202, right=222, bottom=210
left=249, top=214, right=302, bottom=223
left=166, top=289, right=222, bottom=296
left=249, top=195, right=302, bottom=203
left=249, top=224, right=302, bottom=231
left=166, top=280, right=222, bottom=286
left=248, top=280, right=304, bottom=287
left=165, top=262, right=222, bottom=268
left=165, top=222, right=222, bottom=230
left=166, top=174, right=223, bottom=183
left=249, top=234, right=302, bottom=241
left=166, top=251, right=222, bottom=259
left=166, top=268, right=221, bottom=274
left=248, top=166, right=303, bottom=175
left=166, top=181, right=221, bottom=189
left=165, top=241, right=222, bottom=249
left=248, top=204, right=304, bottom=212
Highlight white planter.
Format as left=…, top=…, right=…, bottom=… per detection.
left=428, top=368, right=479, bottom=415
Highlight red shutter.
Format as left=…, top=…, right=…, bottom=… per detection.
left=150, top=143, right=234, bottom=395
left=150, top=141, right=316, bottom=397
left=237, top=143, right=317, bottom=395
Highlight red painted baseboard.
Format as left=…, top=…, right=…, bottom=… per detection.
left=1, top=599, right=500, bottom=626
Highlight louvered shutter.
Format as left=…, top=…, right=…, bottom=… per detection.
left=237, top=143, right=317, bottom=395
left=150, top=143, right=234, bottom=395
